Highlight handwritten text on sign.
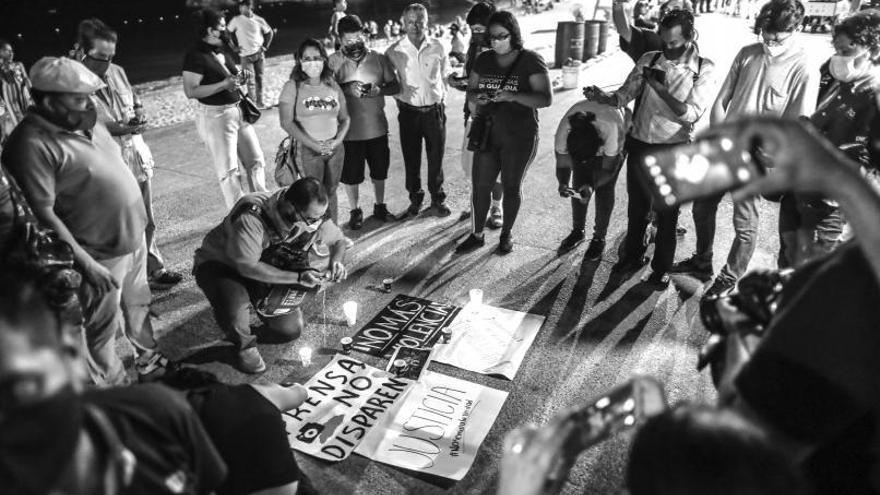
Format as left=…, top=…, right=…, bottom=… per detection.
left=351, top=295, right=461, bottom=357
left=283, top=355, right=411, bottom=461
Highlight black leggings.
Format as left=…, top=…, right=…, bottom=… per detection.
left=471, top=131, right=539, bottom=236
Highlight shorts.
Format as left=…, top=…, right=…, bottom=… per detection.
left=341, top=135, right=390, bottom=185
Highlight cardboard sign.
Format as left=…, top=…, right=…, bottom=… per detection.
left=282, top=355, right=412, bottom=461
left=351, top=295, right=462, bottom=357
left=431, top=304, right=545, bottom=380
left=355, top=370, right=509, bottom=480
left=385, top=347, right=432, bottom=381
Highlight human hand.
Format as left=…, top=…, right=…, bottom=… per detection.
left=575, top=184, right=593, bottom=203
left=223, top=76, right=240, bottom=91
left=298, top=270, right=322, bottom=288
left=493, top=90, right=517, bottom=103
left=700, top=117, right=858, bottom=203
left=558, top=183, right=575, bottom=198
left=83, top=259, right=120, bottom=296
left=328, top=261, right=348, bottom=282
left=498, top=417, right=580, bottom=495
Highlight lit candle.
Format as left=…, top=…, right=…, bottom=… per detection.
left=342, top=301, right=358, bottom=326
left=298, top=347, right=313, bottom=366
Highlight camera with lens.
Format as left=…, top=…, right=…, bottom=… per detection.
left=697, top=268, right=793, bottom=381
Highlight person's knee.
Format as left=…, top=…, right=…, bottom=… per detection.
left=265, top=311, right=304, bottom=341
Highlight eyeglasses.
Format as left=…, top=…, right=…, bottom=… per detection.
left=298, top=209, right=324, bottom=227
left=489, top=33, right=511, bottom=42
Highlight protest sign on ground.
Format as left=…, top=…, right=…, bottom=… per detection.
left=283, top=355, right=411, bottom=461
left=430, top=304, right=545, bottom=380
left=356, top=370, right=508, bottom=480
left=351, top=295, right=461, bottom=358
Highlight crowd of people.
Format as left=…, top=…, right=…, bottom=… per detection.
left=1, top=0, right=879, bottom=493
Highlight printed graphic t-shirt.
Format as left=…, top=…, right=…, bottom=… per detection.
left=472, top=49, right=549, bottom=135
left=279, top=79, right=341, bottom=141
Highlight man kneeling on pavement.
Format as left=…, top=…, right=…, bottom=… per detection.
left=194, top=177, right=348, bottom=373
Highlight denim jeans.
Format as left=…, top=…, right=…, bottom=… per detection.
left=240, top=51, right=265, bottom=107
left=690, top=193, right=724, bottom=262
left=195, top=103, right=268, bottom=209
left=778, top=193, right=843, bottom=268
left=570, top=155, right=623, bottom=240
left=296, top=143, right=344, bottom=223
left=717, top=196, right=761, bottom=282
left=194, top=261, right=303, bottom=350
left=79, top=238, right=157, bottom=386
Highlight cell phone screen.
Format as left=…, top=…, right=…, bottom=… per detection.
left=640, top=136, right=763, bottom=208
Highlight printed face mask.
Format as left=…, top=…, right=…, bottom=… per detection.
left=342, top=41, right=366, bottom=61
left=829, top=52, right=870, bottom=83
left=302, top=60, right=324, bottom=79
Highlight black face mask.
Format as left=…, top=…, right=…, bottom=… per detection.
left=470, top=32, right=490, bottom=48
left=663, top=43, right=688, bottom=61
left=38, top=97, right=98, bottom=132
left=342, top=41, right=366, bottom=61
left=82, top=55, right=111, bottom=78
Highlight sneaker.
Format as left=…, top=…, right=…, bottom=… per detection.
left=671, top=254, right=713, bottom=277
left=498, top=233, right=514, bottom=254
left=455, top=233, right=485, bottom=253
left=149, top=269, right=183, bottom=290
left=348, top=208, right=364, bottom=230
left=136, top=350, right=171, bottom=382
left=486, top=205, right=503, bottom=229
left=373, top=203, right=393, bottom=222
left=558, top=229, right=586, bottom=254
left=398, top=191, right=425, bottom=219
left=612, top=254, right=648, bottom=274
left=238, top=347, right=267, bottom=374
left=459, top=210, right=472, bottom=222
left=431, top=199, right=452, bottom=217
left=644, top=271, right=670, bottom=289
left=704, top=276, right=736, bottom=299
left=585, top=238, right=606, bottom=260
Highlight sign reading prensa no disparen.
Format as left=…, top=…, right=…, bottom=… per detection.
left=351, top=295, right=461, bottom=358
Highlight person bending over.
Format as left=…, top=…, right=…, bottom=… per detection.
left=193, top=177, right=349, bottom=374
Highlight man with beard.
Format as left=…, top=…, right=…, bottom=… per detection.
left=1, top=57, right=170, bottom=386
left=328, top=14, right=400, bottom=230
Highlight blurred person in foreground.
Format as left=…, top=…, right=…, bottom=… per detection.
left=705, top=117, right=880, bottom=494
left=0, top=262, right=226, bottom=495
left=2, top=57, right=170, bottom=386
left=193, top=177, right=348, bottom=374
left=78, top=18, right=183, bottom=290
left=778, top=9, right=880, bottom=267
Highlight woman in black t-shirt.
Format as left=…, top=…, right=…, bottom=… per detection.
left=456, top=11, right=552, bottom=255
left=182, top=9, right=268, bottom=210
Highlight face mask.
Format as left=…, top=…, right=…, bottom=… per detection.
left=39, top=97, right=98, bottom=132
left=82, top=55, right=111, bottom=78
left=829, top=52, right=869, bottom=83
left=492, top=39, right=512, bottom=55
left=470, top=32, right=489, bottom=48
left=663, top=44, right=688, bottom=61
left=342, top=41, right=366, bottom=61
left=302, top=60, right=324, bottom=79
left=762, top=35, right=791, bottom=57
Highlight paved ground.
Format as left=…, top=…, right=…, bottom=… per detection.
left=133, top=8, right=833, bottom=495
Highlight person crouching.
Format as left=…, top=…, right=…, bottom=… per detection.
left=193, top=177, right=349, bottom=374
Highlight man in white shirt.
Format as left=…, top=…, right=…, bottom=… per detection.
left=228, top=0, right=274, bottom=108
left=386, top=3, right=453, bottom=218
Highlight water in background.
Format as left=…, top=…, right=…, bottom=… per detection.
left=1, top=0, right=482, bottom=84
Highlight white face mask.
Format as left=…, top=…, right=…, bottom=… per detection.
left=763, top=42, right=788, bottom=57
left=302, top=60, right=324, bottom=79
left=492, top=38, right=512, bottom=55
left=829, top=52, right=870, bottom=83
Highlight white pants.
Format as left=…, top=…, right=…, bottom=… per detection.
left=80, top=238, right=156, bottom=386
left=195, top=102, right=268, bottom=209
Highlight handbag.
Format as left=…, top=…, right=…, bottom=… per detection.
left=466, top=51, right=524, bottom=152
left=239, top=89, right=261, bottom=124
left=274, top=81, right=302, bottom=187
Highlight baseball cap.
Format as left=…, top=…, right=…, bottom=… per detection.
left=29, top=56, right=106, bottom=94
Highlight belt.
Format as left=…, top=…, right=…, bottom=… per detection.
left=397, top=101, right=443, bottom=113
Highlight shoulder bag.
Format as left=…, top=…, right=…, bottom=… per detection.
left=274, top=81, right=302, bottom=187
left=467, top=50, right=524, bottom=152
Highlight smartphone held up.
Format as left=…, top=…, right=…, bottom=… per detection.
left=640, top=134, right=766, bottom=209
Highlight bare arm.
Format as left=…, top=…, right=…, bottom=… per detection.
left=379, top=57, right=401, bottom=96
left=498, top=70, right=553, bottom=109
left=612, top=1, right=633, bottom=43
left=182, top=71, right=236, bottom=100
left=331, top=84, right=350, bottom=146
left=710, top=75, right=735, bottom=125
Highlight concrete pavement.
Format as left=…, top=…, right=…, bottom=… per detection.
left=136, top=10, right=833, bottom=495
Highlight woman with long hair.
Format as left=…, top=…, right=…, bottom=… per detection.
left=457, top=11, right=552, bottom=254
left=278, top=38, right=350, bottom=223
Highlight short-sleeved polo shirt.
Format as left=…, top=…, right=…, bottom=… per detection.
left=182, top=42, right=241, bottom=106
left=328, top=50, right=395, bottom=141
left=194, top=190, right=344, bottom=272
left=1, top=111, right=147, bottom=259
left=555, top=99, right=629, bottom=157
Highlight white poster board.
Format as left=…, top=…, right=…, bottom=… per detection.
left=282, top=355, right=412, bottom=461
left=430, top=304, right=545, bottom=380
left=355, top=370, right=509, bottom=480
